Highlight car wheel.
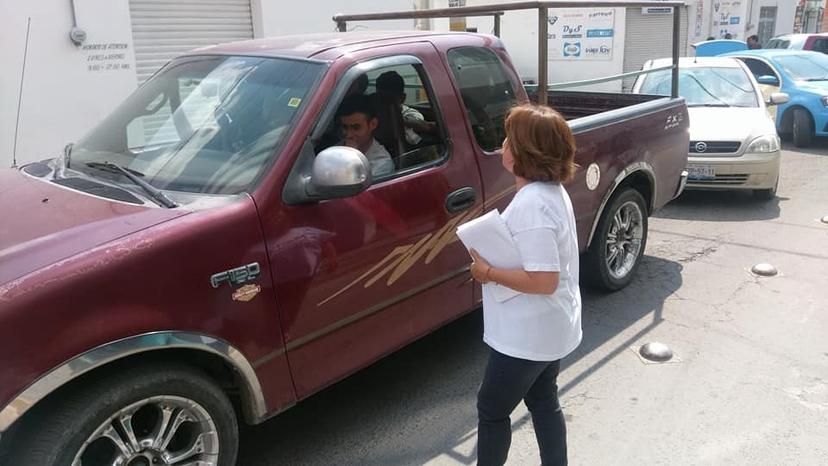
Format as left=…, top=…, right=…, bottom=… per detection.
left=5, top=363, right=238, bottom=466
left=792, top=108, right=813, bottom=148
left=584, top=188, right=648, bottom=291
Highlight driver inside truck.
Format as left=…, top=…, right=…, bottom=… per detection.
left=337, top=93, right=394, bottom=178
left=316, top=73, right=370, bottom=152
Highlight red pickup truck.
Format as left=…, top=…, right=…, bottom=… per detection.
left=0, top=24, right=688, bottom=466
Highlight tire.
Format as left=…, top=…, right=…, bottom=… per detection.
left=792, top=108, right=813, bottom=148
left=584, top=188, right=648, bottom=291
left=5, top=363, right=238, bottom=466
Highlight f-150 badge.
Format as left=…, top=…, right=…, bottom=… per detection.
left=211, top=262, right=261, bottom=288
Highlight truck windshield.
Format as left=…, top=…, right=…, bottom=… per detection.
left=775, top=54, right=828, bottom=81
left=70, top=56, right=324, bottom=195
left=639, top=67, right=758, bottom=108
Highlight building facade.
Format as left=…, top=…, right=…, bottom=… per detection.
left=795, top=0, right=825, bottom=33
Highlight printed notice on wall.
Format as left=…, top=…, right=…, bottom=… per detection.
left=711, top=0, right=742, bottom=39
left=83, top=43, right=131, bottom=72
left=548, top=9, right=615, bottom=61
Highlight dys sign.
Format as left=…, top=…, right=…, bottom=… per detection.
left=548, top=9, right=615, bottom=61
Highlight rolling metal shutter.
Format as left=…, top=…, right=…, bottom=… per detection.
left=622, top=6, right=688, bottom=91
left=129, top=0, right=254, bottom=84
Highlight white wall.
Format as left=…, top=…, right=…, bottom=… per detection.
left=252, top=0, right=418, bottom=37
left=0, top=0, right=138, bottom=168
left=748, top=0, right=796, bottom=37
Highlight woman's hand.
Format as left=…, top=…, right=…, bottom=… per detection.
left=469, top=249, right=492, bottom=284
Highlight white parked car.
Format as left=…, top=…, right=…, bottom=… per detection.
left=633, top=57, right=789, bottom=199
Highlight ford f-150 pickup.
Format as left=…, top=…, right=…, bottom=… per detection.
left=0, top=2, right=687, bottom=464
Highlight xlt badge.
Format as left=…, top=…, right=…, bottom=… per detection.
left=211, top=262, right=261, bottom=288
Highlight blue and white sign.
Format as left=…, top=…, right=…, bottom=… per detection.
left=587, top=29, right=614, bottom=38
left=549, top=8, right=615, bottom=61
left=730, top=16, right=740, bottom=25
left=563, top=42, right=582, bottom=57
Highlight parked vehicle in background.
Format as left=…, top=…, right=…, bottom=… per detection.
left=722, top=49, right=828, bottom=147
left=764, top=33, right=828, bottom=53
left=0, top=3, right=688, bottom=465
left=634, top=57, right=786, bottom=200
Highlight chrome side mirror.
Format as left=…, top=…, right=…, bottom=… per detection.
left=309, top=146, right=372, bottom=199
left=767, top=92, right=790, bottom=106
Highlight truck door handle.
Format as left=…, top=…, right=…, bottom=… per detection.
left=445, top=187, right=477, bottom=214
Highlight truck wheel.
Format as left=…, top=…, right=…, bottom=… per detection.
left=584, top=188, right=648, bottom=291
left=6, top=363, right=238, bottom=466
left=792, top=108, right=813, bottom=148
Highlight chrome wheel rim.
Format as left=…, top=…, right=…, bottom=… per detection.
left=605, top=201, right=644, bottom=280
left=72, top=395, right=219, bottom=466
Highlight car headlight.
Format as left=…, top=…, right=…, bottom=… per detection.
left=821, top=96, right=828, bottom=107
left=746, top=135, right=780, bottom=153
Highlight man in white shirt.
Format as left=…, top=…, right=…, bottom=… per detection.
left=337, top=94, right=394, bottom=178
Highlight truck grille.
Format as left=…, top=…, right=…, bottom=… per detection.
left=689, top=141, right=741, bottom=154
left=689, top=174, right=749, bottom=185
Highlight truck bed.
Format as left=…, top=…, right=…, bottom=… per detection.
left=526, top=90, right=664, bottom=121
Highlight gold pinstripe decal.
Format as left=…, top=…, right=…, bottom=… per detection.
left=317, top=185, right=515, bottom=307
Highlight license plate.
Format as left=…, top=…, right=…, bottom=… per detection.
left=687, top=164, right=715, bottom=180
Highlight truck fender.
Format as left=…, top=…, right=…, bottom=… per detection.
left=0, top=331, right=267, bottom=434
left=586, top=162, right=656, bottom=247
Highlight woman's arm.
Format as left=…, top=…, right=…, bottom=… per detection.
left=469, top=249, right=560, bottom=295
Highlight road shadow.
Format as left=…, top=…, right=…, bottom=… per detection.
left=782, top=137, right=828, bottom=156
left=654, top=189, right=786, bottom=222
left=238, top=255, right=683, bottom=465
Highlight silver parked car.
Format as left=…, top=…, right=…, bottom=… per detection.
left=633, top=57, right=789, bottom=199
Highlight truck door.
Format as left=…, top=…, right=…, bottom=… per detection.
left=440, top=45, right=525, bottom=305
left=261, top=45, right=483, bottom=397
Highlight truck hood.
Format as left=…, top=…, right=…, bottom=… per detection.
left=687, top=107, right=776, bottom=142
left=0, top=168, right=188, bottom=284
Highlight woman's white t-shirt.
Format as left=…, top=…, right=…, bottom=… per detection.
left=482, top=181, right=583, bottom=362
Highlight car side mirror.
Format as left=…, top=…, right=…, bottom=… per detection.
left=757, top=75, right=780, bottom=86
left=767, top=92, right=790, bottom=106
left=309, top=146, right=372, bottom=199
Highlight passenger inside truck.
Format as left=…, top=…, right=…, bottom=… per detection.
left=315, top=62, right=448, bottom=178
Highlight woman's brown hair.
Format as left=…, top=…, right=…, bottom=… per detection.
left=504, top=104, right=577, bottom=183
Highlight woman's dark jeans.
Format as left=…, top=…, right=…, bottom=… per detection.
left=477, top=349, right=567, bottom=466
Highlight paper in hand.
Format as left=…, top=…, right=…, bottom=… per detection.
left=456, top=209, right=522, bottom=302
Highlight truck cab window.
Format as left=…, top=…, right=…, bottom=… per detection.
left=446, top=47, right=518, bottom=152
left=316, top=63, right=448, bottom=180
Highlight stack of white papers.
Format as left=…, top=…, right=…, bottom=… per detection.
left=456, top=209, right=523, bottom=302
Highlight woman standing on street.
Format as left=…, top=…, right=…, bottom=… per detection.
left=469, top=104, right=582, bottom=466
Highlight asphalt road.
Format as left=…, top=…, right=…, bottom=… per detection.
left=238, top=140, right=828, bottom=466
